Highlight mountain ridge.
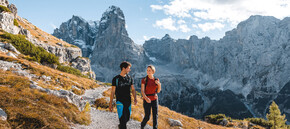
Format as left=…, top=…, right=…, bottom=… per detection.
left=54, top=5, right=290, bottom=123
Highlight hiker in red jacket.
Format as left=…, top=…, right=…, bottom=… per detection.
left=141, top=65, right=161, bottom=129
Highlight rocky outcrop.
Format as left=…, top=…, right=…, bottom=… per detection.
left=30, top=80, right=87, bottom=111
left=0, top=12, right=20, bottom=34
left=26, top=37, right=96, bottom=78
left=8, top=4, right=17, bottom=17
left=0, top=0, right=8, bottom=7
left=71, top=56, right=96, bottom=79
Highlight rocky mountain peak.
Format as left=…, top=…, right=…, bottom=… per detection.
left=70, top=15, right=86, bottom=23
left=236, top=15, right=279, bottom=34
left=161, top=34, right=172, bottom=41
left=99, top=5, right=127, bottom=36
left=53, top=15, right=98, bottom=57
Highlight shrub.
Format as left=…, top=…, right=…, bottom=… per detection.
left=205, top=114, right=231, bottom=125
left=13, top=19, right=19, bottom=26
left=104, top=82, right=112, bottom=86
left=0, top=32, right=59, bottom=65
left=246, top=118, right=272, bottom=128
left=57, top=65, right=82, bottom=77
left=95, top=98, right=109, bottom=108
left=83, top=102, right=91, bottom=112
left=0, top=5, right=11, bottom=13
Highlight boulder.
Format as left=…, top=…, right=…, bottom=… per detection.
left=219, top=118, right=229, bottom=126
left=168, top=118, right=183, bottom=127
left=0, top=108, right=7, bottom=121
left=4, top=43, right=20, bottom=54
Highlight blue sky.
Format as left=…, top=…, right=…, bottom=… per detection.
left=10, top=0, right=290, bottom=45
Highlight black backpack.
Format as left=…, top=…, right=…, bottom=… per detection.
left=143, top=75, right=158, bottom=96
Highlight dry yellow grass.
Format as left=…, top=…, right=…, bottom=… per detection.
left=0, top=69, right=91, bottom=128
left=16, top=16, right=76, bottom=48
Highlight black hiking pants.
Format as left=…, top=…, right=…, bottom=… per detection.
left=117, top=101, right=131, bottom=129
left=141, top=99, right=158, bottom=129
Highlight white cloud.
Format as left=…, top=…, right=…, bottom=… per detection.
left=151, top=0, right=290, bottom=26
left=154, top=17, right=191, bottom=32
left=179, top=24, right=191, bottom=32
left=153, top=17, right=177, bottom=31
left=198, top=22, right=225, bottom=32
left=143, top=35, right=156, bottom=40
left=177, top=20, right=186, bottom=24
left=150, top=5, right=164, bottom=12
left=192, top=24, right=198, bottom=28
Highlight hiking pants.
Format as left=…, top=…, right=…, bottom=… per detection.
left=141, top=99, right=158, bottom=129
left=116, top=101, right=131, bottom=129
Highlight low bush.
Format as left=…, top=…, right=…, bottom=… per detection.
left=13, top=19, right=19, bottom=26
left=95, top=98, right=109, bottom=108
left=0, top=5, right=11, bottom=13
left=205, top=114, right=231, bottom=125
left=57, top=65, right=82, bottom=76
left=246, top=118, right=272, bottom=128
left=0, top=32, right=59, bottom=65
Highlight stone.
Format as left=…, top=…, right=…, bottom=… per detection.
left=4, top=43, right=20, bottom=54
left=219, top=118, right=229, bottom=126
left=0, top=108, right=7, bottom=121
left=168, top=118, right=183, bottom=127
left=6, top=51, right=17, bottom=58
left=19, top=27, right=32, bottom=39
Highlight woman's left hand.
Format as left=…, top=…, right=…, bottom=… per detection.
left=155, top=79, right=161, bottom=85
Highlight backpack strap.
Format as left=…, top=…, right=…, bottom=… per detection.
left=116, top=78, right=119, bottom=87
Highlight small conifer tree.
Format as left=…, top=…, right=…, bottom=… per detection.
left=266, top=101, right=287, bottom=129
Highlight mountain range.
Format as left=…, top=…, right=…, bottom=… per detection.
left=53, top=6, right=290, bottom=122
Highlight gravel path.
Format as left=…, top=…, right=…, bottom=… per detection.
left=72, top=108, right=151, bottom=129
left=72, top=86, right=151, bottom=129
left=81, top=86, right=110, bottom=105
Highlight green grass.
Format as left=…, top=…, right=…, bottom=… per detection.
left=0, top=32, right=59, bottom=65
left=13, top=19, right=19, bottom=26
left=0, top=5, right=11, bottom=13
left=57, top=65, right=89, bottom=78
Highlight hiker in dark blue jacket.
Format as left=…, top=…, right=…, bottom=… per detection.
left=109, top=61, right=137, bottom=129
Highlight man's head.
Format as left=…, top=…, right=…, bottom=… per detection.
left=120, top=61, right=132, bottom=74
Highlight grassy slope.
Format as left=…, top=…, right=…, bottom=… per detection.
left=0, top=52, right=100, bottom=128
